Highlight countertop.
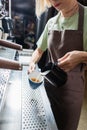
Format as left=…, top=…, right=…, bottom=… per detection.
left=0, top=47, right=58, bottom=130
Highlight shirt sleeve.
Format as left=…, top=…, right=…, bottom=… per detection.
left=36, top=22, right=48, bottom=51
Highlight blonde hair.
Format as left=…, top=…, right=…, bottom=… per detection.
left=35, top=0, right=51, bottom=17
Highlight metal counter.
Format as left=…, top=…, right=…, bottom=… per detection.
left=0, top=47, right=58, bottom=130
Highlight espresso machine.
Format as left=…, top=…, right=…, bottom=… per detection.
left=0, top=39, right=58, bottom=130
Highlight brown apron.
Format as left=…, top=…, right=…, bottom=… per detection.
left=44, top=4, right=85, bottom=130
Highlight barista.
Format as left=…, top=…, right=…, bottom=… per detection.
left=28, top=0, right=87, bottom=130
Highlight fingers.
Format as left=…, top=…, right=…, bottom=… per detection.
left=27, top=63, right=36, bottom=74
left=28, top=66, right=34, bottom=74
left=58, top=53, right=69, bottom=62
left=58, top=58, right=68, bottom=68
left=57, top=53, right=70, bottom=71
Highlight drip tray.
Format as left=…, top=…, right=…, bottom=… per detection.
left=0, top=49, right=58, bottom=130
left=0, top=69, right=11, bottom=111
left=22, top=66, right=58, bottom=130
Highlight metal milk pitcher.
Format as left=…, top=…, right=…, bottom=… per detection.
left=41, top=62, right=67, bottom=87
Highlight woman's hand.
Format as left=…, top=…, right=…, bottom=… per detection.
left=28, top=62, right=36, bottom=74
left=58, top=51, right=84, bottom=72
left=27, top=48, right=44, bottom=74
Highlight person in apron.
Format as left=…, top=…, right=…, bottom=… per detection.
left=28, top=0, right=87, bottom=130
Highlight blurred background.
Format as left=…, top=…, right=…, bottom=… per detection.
left=0, top=0, right=87, bottom=49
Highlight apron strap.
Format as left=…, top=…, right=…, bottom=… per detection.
left=78, top=3, right=84, bottom=31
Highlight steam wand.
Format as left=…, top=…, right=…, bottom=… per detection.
left=0, top=39, right=23, bottom=70
left=0, top=39, right=22, bottom=50
left=0, top=57, right=22, bottom=70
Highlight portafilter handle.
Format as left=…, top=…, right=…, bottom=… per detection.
left=0, top=57, right=22, bottom=70
left=0, top=39, right=22, bottom=50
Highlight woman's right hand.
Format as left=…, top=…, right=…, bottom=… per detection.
left=28, top=62, right=36, bottom=74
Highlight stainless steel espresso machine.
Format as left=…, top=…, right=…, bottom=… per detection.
left=0, top=40, right=58, bottom=130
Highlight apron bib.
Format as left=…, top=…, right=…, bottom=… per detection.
left=44, top=4, right=85, bottom=130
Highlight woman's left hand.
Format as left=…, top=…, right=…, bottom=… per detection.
left=58, top=51, right=83, bottom=72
